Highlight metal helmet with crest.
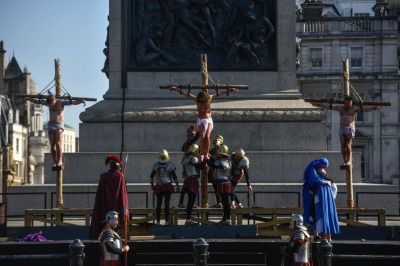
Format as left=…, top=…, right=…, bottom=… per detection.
left=103, top=211, right=119, bottom=226
left=188, top=144, right=200, bottom=156
left=159, top=149, right=170, bottom=163
left=218, top=144, right=229, bottom=156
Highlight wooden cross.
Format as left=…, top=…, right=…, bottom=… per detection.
left=306, top=59, right=392, bottom=208
left=159, top=54, right=248, bottom=209
left=15, top=59, right=97, bottom=209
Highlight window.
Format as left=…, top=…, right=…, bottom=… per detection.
left=352, top=146, right=365, bottom=180
left=311, top=49, right=322, bottom=68
left=15, top=163, right=19, bottom=177
left=354, top=13, right=370, bottom=17
left=356, top=111, right=364, bottom=122
left=351, top=48, right=362, bottom=68
left=16, top=138, right=19, bottom=153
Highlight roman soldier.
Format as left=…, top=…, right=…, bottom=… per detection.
left=98, top=211, right=130, bottom=266
left=89, top=155, right=129, bottom=238
left=207, top=144, right=233, bottom=225
left=181, top=144, right=206, bottom=225
left=281, top=214, right=313, bottom=266
left=150, top=149, right=180, bottom=226
left=208, top=135, right=224, bottom=208
left=178, top=125, right=200, bottom=208
left=231, top=149, right=252, bottom=208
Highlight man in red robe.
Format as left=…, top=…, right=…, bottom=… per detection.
left=89, top=155, right=129, bottom=238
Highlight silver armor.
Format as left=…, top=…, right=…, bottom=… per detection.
left=292, top=228, right=311, bottom=263
left=232, top=156, right=250, bottom=177
left=182, top=155, right=199, bottom=178
left=215, top=157, right=232, bottom=180
left=153, top=162, right=176, bottom=185
left=99, top=228, right=122, bottom=261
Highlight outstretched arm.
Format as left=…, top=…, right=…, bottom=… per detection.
left=312, top=103, right=340, bottom=111
left=357, top=106, right=382, bottom=112
left=210, top=88, right=238, bottom=100
left=24, top=97, right=42, bottom=105
left=71, top=100, right=86, bottom=107
left=169, top=86, right=197, bottom=101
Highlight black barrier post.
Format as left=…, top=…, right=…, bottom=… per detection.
left=317, top=239, right=333, bottom=266
left=193, top=238, right=209, bottom=266
left=69, top=239, right=85, bottom=266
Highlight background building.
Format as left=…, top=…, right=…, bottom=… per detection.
left=0, top=40, right=48, bottom=185
left=296, top=0, right=399, bottom=184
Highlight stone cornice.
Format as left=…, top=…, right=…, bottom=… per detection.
left=80, top=110, right=325, bottom=123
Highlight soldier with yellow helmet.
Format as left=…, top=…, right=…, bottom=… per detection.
left=207, top=144, right=233, bottom=225
left=209, top=135, right=224, bottom=208
left=181, top=144, right=206, bottom=225
left=150, top=149, right=180, bottom=226
left=231, top=149, right=252, bottom=209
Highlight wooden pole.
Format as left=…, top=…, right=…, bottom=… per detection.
left=200, top=54, right=209, bottom=209
left=55, top=59, right=64, bottom=209
left=342, top=59, right=354, bottom=208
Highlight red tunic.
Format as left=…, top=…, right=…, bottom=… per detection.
left=183, top=175, right=200, bottom=194
left=89, top=171, right=129, bottom=238
left=214, top=179, right=234, bottom=195
left=154, top=183, right=174, bottom=194
left=100, top=258, right=121, bottom=266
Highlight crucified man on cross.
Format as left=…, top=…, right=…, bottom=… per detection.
left=169, top=87, right=238, bottom=161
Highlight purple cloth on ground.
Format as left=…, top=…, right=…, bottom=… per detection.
left=16, top=231, right=53, bottom=242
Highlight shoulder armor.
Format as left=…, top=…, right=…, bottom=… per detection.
left=240, top=157, right=250, bottom=169
left=153, top=162, right=160, bottom=171
left=190, top=156, right=199, bottom=164
left=294, top=230, right=305, bottom=240
left=99, top=229, right=114, bottom=243
left=166, top=162, right=176, bottom=172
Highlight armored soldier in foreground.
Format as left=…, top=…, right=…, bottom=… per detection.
left=207, top=144, right=233, bottom=225
left=98, top=211, right=130, bottom=266
left=231, top=149, right=252, bottom=208
left=281, top=214, right=312, bottom=266
left=181, top=144, right=206, bottom=225
left=150, top=149, right=180, bottom=226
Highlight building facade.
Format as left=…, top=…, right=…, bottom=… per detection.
left=0, top=41, right=48, bottom=185
left=296, top=0, right=399, bottom=184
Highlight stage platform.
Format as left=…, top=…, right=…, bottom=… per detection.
left=1, top=238, right=400, bottom=266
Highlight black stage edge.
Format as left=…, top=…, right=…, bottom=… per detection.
left=1, top=239, right=400, bottom=266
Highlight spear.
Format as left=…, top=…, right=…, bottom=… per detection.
left=123, top=154, right=128, bottom=266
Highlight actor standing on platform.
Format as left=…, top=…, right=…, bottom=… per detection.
left=209, top=135, right=224, bottom=208
left=207, top=144, right=233, bottom=225
left=98, top=211, right=130, bottom=266
left=231, top=149, right=252, bottom=208
left=150, top=149, right=180, bottom=226
left=89, top=155, right=129, bottom=238
left=302, top=158, right=339, bottom=242
left=178, top=125, right=200, bottom=208
left=181, top=144, right=206, bottom=225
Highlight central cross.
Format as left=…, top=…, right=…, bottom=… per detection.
left=159, top=54, right=248, bottom=207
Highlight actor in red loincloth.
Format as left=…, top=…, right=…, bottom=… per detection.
left=89, top=155, right=129, bottom=238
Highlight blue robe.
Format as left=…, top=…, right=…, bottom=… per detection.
left=303, top=161, right=339, bottom=234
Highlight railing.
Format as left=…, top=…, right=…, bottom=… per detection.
left=317, top=239, right=400, bottom=266
left=298, top=17, right=397, bottom=34
left=0, top=239, right=85, bottom=266
left=25, top=207, right=386, bottom=236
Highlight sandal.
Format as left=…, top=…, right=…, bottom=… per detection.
left=237, top=203, right=243, bottom=209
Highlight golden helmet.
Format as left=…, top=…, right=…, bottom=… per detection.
left=215, top=140, right=222, bottom=147
left=188, top=144, right=200, bottom=156
left=218, top=144, right=229, bottom=156
left=159, top=149, right=170, bottom=163
left=215, top=135, right=224, bottom=143
left=233, top=149, right=245, bottom=160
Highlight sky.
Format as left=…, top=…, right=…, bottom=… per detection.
left=0, top=0, right=109, bottom=136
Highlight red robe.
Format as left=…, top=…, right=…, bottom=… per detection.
left=89, top=170, right=129, bottom=238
